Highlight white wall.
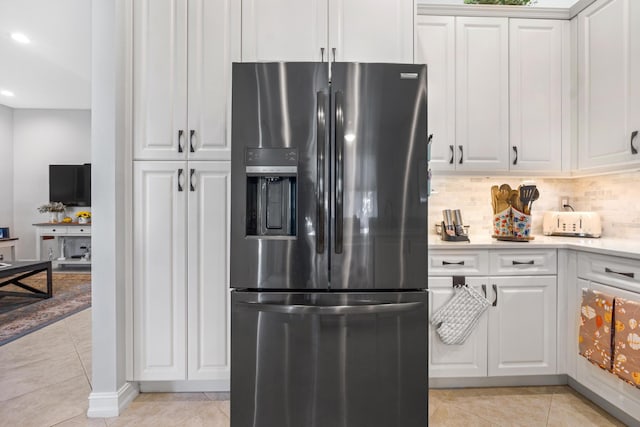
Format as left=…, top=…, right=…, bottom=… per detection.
left=0, top=104, right=13, bottom=259
left=12, top=109, right=91, bottom=259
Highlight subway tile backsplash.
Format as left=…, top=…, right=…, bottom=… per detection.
left=428, top=171, right=640, bottom=238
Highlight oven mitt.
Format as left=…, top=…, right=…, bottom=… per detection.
left=431, top=285, right=490, bottom=345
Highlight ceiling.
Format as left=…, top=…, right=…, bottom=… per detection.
left=0, top=0, right=91, bottom=109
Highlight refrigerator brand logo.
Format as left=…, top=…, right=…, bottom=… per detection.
left=400, top=72, right=418, bottom=80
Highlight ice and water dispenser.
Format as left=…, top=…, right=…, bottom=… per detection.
left=245, top=148, right=297, bottom=237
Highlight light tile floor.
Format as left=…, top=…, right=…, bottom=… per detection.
left=0, top=308, right=627, bottom=426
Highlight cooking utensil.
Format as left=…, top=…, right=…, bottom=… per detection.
left=509, top=189, right=522, bottom=213
left=525, top=188, right=540, bottom=215
left=491, top=185, right=499, bottom=214
left=519, top=185, right=537, bottom=213
left=496, top=184, right=511, bottom=213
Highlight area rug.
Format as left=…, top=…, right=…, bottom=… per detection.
left=0, top=272, right=91, bottom=346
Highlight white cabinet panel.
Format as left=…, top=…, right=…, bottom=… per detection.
left=488, top=276, right=557, bottom=376
left=415, top=16, right=456, bottom=171
left=133, top=162, right=187, bottom=380
left=133, top=0, right=188, bottom=160
left=509, top=19, right=563, bottom=172
left=429, top=277, right=488, bottom=378
left=455, top=17, right=509, bottom=172
left=187, top=0, right=239, bottom=160
left=187, top=162, right=231, bottom=380
left=329, top=0, right=413, bottom=63
left=242, top=0, right=327, bottom=61
left=578, top=0, right=640, bottom=169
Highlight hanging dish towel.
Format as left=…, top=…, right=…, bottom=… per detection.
left=612, top=297, right=640, bottom=388
left=430, top=285, right=490, bottom=345
left=578, top=288, right=614, bottom=370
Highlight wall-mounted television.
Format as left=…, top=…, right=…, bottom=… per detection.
left=49, top=164, right=91, bottom=206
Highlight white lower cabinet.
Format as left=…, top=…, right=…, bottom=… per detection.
left=133, top=161, right=230, bottom=382
left=428, top=249, right=557, bottom=379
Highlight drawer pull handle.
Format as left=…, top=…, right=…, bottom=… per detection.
left=605, top=267, right=635, bottom=279
left=482, top=284, right=487, bottom=298
left=512, top=260, right=535, bottom=265
left=442, top=260, right=465, bottom=266
left=492, top=284, right=498, bottom=307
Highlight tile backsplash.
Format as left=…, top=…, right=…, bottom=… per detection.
left=428, top=171, right=640, bottom=238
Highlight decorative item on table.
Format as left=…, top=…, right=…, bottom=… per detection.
left=75, top=211, right=92, bottom=224
left=438, top=209, right=470, bottom=242
left=0, top=227, right=9, bottom=239
left=37, top=202, right=66, bottom=223
left=490, top=182, right=538, bottom=241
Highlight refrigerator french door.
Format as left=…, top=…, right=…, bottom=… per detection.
left=230, top=62, right=428, bottom=427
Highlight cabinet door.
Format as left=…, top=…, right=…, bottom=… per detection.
left=429, top=276, right=488, bottom=378
left=509, top=19, right=563, bottom=172
left=241, top=0, right=327, bottom=61
left=133, top=0, right=188, bottom=160
left=415, top=16, right=456, bottom=172
left=187, top=162, right=231, bottom=381
left=133, top=162, right=188, bottom=380
left=187, top=0, right=240, bottom=161
left=488, top=276, right=557, bottom=376
left=328, top=0, right=413, bottom=63
left=578, top=0, right=640, bottom=169
left=455, top=17, right=509, bottom=172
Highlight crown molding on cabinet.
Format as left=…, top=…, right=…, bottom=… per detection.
left=416, top=4, right=571, bottom=19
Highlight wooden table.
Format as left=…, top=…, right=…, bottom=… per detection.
left=0, top=238, right=18, bottom=261
left=0, top=260, right=53, bottom=300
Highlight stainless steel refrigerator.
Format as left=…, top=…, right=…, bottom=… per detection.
left=230, top=62, right=428, bottom=427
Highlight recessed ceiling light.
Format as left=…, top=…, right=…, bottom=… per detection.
left=10, top=32, right=30, bottom=44
left=1, top=90, right=15, bottom=97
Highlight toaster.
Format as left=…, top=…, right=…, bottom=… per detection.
left=542, top=211, right=602, bottom=238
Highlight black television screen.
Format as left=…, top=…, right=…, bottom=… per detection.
left=49, top=164, right=91, bottom=206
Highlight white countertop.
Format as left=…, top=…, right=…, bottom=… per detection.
left=428, top=234, right=640, bottom=260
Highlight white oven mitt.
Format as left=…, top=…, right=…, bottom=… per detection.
left=430, top=285, right=490, bottom=345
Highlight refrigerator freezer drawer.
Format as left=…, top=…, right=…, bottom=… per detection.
left=231, top=290, right=428, bottom=427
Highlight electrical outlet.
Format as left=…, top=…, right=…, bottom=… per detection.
left=560, top=196, right=570, bottom=209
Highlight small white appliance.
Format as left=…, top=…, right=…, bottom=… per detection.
left=542, top=211, right=602, bottom=238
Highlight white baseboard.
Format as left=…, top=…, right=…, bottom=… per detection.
left=139, top=379, right=229, bottom=393
left=87, top=381, right=139, bottom=418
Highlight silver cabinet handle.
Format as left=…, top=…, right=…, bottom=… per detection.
left=512, top=146, right=518, bottom=165
left=632, top=130, right=638, bottom=155
left=320, top=47, right=325, bottom=62
left=512, top=260, right=534, bottom=265
left=177, top=168, right=184, bottom=192
left=605, top=267, right=635, bottom=279
left=316, top=91, right=327, bottom=254
left=335, top=90, right=344, bottom=254
left=178, top=130, right=184, bottom=153
left=189, top=168, right=195, bottom=192
left=458, top=145, right=463, bottom=164
left=237, top=301, right=423, bottom=316
left=492, top=284, right=498, bottom=306
left=189, top=130, right=195, bottom=153
left=449, top=145, right=454, bottom=164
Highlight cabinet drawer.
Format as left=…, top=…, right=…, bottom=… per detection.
left=577, top=253, right=640, bottom=293
left=71, top=227, right=91, bottom=234
left=428, top=250, right=488, bottom=276
left=38, top=226, right=68, bottom=235
left=489, top=249, right=557, bottom=275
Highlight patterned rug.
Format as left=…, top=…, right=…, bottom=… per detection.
left=0, top=272, right=91, bottom=346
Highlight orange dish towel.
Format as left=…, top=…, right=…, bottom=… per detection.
left=579, top=288, right=614, bottom=370
left=612, top=297, right=640, bottom=388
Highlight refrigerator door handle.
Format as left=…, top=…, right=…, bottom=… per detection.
left=236, top=301, right=423, bottom=316
left=335, top=90, right=344, bottom=254
left=316, top=91, right=327, bottom=253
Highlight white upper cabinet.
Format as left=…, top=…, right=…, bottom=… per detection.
left=329, top=0, right=413, bottom=63
left=241, top=0, right=413, bottom=63
left=578, top=0, right=640, bottom=170
left=509, top=19, right=563, bottom=172
left=133, top=0, right=239, bottom=161
left=455, top=17, right=509, bottom=172
left=415, top=16, right=456, bottom=171
left=242, top=0, right=327, bottom=61
left=133, top=0, right=188, bottom=160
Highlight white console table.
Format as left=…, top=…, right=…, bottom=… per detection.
left=33, top=223, right=91, bottom=268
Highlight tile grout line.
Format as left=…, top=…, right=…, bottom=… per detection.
left=64, top=311, right=93, bottom=389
